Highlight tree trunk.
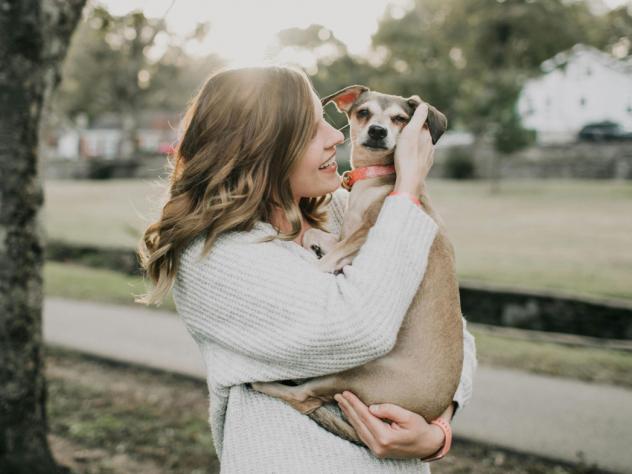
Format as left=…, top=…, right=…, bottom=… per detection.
left=489, top=150, right=501, bottom=194
left=0, top=1, right=86, bottom=472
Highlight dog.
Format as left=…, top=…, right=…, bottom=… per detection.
left=251, top=85, right=464, bottom=446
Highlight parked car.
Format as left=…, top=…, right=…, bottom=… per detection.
left=578, top=121, right=632, bottom=141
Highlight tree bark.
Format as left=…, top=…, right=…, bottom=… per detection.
left=0, top=1, right=86, bottom=472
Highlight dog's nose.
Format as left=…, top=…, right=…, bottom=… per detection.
left=368, top=125, right=387, bottom=140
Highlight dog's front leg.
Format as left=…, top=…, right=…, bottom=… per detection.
left=316, top=225, right=367, bottom=273
left=314, top=251, right=354, bottom=274
left=302, top=228, right=340, bottom=259
left=250, top=381, right=324, bottom=414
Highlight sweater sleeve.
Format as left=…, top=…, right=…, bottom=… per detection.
left=451, top=317, right=478, bottom=420
left=173, top=194, right=438, bottom=382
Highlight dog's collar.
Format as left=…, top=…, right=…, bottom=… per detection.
left=340, top=165, right=396, bottom=191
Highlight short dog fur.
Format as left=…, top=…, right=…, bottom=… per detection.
left=251, top=85, right=464, bottom=446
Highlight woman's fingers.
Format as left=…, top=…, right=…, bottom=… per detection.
left=405, top=102, right=429, bottom=134
left=337, top=391, right=393, bottom=448
left=368, top=403, right=416, bottom=426
left=335, top=393, right=378, bottom=448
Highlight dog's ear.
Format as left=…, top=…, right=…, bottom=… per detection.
left=321, top=85, right=369, bottom=114
left=406, top=95, right=448, bottom=145
left=426, top=105, right=448, bottom=144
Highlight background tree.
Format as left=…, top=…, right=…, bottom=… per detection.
left=271, top=24, right=380, bottom=135
left=0, top=1, right=86, bottom=472
left=373, top=0, right=600, bottom=189
left=276, top=1, right=599, bottom=185
left=50, top=5, right=223, bottom=157
left=596, top=4, right=632, bottom=58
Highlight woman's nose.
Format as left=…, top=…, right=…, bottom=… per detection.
left=331, top=126, right=344, bottom=146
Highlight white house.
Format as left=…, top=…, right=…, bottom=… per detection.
left=43, top=111, right=179, bottom=160
left=517, top=44, right=632, bottom=144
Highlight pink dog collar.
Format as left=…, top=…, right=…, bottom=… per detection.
left=340, top=165, right=396, bottom=191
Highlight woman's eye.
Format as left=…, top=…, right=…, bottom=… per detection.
left=356, top=109, right=369, bottom=118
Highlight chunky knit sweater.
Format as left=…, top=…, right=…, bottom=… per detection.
left=172, top=188, right=477, bottom=473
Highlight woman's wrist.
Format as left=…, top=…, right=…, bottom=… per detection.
left=388, top=190, right=421, bottom=207
left=394, top=177, right=421, bottom=195
left=427, top=424, right=446, bottom=452
left=420, top=417, right=452, bottom=462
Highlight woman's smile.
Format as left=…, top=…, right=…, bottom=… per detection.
left=318, top=159, right=338, bottom=172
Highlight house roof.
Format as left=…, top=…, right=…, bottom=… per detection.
left=540, top=43, right=632, bottom=76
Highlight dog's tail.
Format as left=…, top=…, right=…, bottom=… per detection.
left=307, top=406, right=364, bottom=446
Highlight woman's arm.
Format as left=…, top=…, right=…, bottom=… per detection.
left=173, top=194, right=438, bottom=383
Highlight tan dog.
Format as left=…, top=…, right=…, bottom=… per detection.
left=251, top=85, right=463, bottom=446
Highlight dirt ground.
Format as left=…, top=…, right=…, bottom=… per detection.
left=45, top=347, right=608, bottom=474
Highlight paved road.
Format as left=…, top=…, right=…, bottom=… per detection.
left=43, top=297, right=632, bottom=473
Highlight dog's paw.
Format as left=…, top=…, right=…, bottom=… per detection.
left=303, top=228, right=340, bottom=258
left=333, top=255, right=353, bottom=273
left=315, top=253, right=340, bottom=273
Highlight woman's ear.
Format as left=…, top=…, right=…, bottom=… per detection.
left=321, top=85, right=369, bottom=114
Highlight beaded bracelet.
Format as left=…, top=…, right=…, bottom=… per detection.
left=388, top=190, right=422, bottom=207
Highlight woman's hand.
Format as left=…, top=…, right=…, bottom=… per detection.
left=393, top=102, right=435, bottom=192
left=334, top=391, right=449, bottom=460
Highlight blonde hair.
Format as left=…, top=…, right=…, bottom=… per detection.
left=135, top=65, right=333, bottom=306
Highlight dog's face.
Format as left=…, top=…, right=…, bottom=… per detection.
left=321, top=85, right=447, bottom=166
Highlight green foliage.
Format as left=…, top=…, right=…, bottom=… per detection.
left=52, top=0, right=631, bottom=156
left=53, top=5, right=223, bottom=122
left=444, top=147, right=476, bottom=180
left=371, top=0, right=600, bottom=153
left=595, top=5, right=632, bottom=57
left=277, top=0, right=620, bottom=156
left=494, top=108, right=536, bottom=154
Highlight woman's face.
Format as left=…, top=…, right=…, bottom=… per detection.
left=289, top=90, right=345, bottom=201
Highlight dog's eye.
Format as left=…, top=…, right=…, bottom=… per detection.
left=393, top=115, right=409, bottom=124
left=356, top=109, right=370, bottom=119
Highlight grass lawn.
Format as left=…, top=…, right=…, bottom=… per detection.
left=44, top=261, right=176, bottom=312
left=46, top=347, right=602, bottom=474
left=425, top=179, right=632, bottom=302
left=44, top=178, right=632, bottom=301
left=45, top=261, right=632, bottom=390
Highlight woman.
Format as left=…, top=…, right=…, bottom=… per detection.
left=136, top=65, right=477, bottom=473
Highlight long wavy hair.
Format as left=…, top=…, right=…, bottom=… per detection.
left=135, top=65, right=333, bottom=306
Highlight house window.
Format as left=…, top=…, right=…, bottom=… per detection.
left=580, top=97, right=586, bottom=107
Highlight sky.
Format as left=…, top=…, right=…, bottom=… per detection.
left=99, top=0, right=630, bottom=66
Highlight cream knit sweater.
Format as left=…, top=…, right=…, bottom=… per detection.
left=172, top=188, right=478, bottom=473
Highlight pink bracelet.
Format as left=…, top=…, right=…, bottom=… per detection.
left=388, top=190, right=421, bottom=207
left=420, top=417, right=452, bottom=462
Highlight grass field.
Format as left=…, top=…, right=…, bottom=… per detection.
left=44, top=178, right=632, bottom=301
left=44, top=261, right=176, bottom=312
left=47, top=347, right=597, bottom=474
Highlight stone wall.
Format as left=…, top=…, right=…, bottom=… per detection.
left=433, top=142, right=632, bottom=180
left=460, top=281, right=632, bottom=340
